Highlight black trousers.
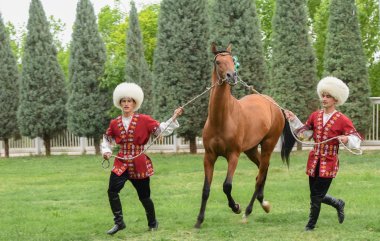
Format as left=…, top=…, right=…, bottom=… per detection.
left=309, top=162, right=333, bottom=199
left=108, top=171, right=151, bottom=200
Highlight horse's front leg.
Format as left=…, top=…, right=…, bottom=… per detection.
left=223, top=152, right=241, bottom=214
left=194, top=152, right=216, bottom=229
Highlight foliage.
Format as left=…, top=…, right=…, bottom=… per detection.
left=0, top=14, right=20, bottom=140
left=313, top=0, right=330, bottom=78
left=210, top=0, right=268, bottom=96
left=323, top=0, right=371, bottom=134
left=67, top=0, right=110, bottom=154
left=124, top=1, right=153, bottom=115
left=98, top=3, right=158, bottom=92
left=98, top=4, right=128, bottom=89
left=153, top=0, right=210, bottom=152
left=369, top=61, right=380, bottom=96
left=269, top=0, right=318, bottom=122
left=4, top=22, right=24, bottom=64
left=0, top=151, right=379, bottom=240
left=17, top=0, right=67, bottom=155
left=139, top=4, right=159, bottom=68
left=256, top=0, right=275, bottom=61
left=313, top=0, right=380, bottom=94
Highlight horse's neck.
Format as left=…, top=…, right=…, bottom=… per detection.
left=208, top=78, right=234, bottom=126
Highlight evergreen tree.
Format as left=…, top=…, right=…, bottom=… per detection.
left=125, top=1, right=153, bottom=114
left=17, top=0, right=67, bottom=156
left=313, top=0, right=330, bottom=78
left=67, top=0, right=109, bottom=155
left=323, top=0, right=371, bottom=134
left=153, top=0, right=210, bottom=153
left=269, top=0, right=318, bottom=123
left=0, top=14, right=20, bottom=158
left=369, top=61, right=380, bottom=96
left=210, top=0, right=268, bottom=96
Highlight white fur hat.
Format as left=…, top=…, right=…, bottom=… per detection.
left=317, top=76, right=349, bottom=106
left=113, top=82, right=144, bottom=111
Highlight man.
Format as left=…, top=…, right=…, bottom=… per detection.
left=102, top=82, right=183, bottom=235
left=285, top=76, right=362, bottom=231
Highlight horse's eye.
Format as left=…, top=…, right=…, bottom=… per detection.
left=215, top=61, right=220, bottom=65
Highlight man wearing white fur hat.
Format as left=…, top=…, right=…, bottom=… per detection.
left=101, top=82, right=183, bottom=235
left=285, top=76, right=362, bottom=231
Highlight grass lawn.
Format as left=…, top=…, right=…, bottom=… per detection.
left=0, top=150, right=379, bottom=241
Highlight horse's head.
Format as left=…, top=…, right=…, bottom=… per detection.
left=211, top=42, right=238, bottom=86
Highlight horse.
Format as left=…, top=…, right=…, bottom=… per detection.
left=194, top=43, right=296, bottom=228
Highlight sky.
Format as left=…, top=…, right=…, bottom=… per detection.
left=0, top=0, right=161, bottom=44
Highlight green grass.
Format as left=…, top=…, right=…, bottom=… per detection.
left=0, top=150, right=379, bottom=241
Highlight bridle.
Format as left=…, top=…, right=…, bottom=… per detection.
left=213, top=51, right=238, bottom=86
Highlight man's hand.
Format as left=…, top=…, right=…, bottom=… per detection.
left=284, top=110, right=295, bottom=121
left=172, top=107, right=184, bottom=121
left=338, top=135, right=348, bottom=144
left=103, top=152, right=112, bottom=160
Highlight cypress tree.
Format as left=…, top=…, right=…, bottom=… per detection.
left=314, top=0, right=330, bottom=78
left=210, top=0, right=268, bottom=96
left=0, top=14, right=20, bottom=157
left=153, top=0, right=210, bottom=153
left=269, top=0, right=318, bottom=123
left=67, top=0, right=109, bottom=155
left=323, top=0, right=371, bottom=134
left=125, top=1, right=153, bottom=114
left=17, top=0, right=67, bottom=156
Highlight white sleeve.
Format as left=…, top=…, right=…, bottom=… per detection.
left=346, top=134, right=361, bottom=149
left=101, top=135, right=113, bottom=155
left=288, top=116, right=314, bottom=140
left=155, top=117, right=180, bottom=136
left=288, top=116, right=304, bottom=131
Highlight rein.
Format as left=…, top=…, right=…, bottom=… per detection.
left=236, top=76, right=362, bottom=155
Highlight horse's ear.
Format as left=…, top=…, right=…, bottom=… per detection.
left=211, top=42, right=218, bottom=55
left=226, top=43, right=232, bottom=53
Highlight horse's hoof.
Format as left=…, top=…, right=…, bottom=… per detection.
left=233, top=203, right=242, bottom=214
left=241, top=214, right=248, bottom=224
left=262, top=200, right=271, bottom=213
left=194, top=222, right=202, bottom=229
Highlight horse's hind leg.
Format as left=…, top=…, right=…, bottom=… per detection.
left=223, top=152, right=241, bottom=214
left=244, top=145, right=274, bottom=221
left=195, top=152, right=217, bottom=229
left=244, top=147, right=270, bottom=213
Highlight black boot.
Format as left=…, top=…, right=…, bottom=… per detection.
left=322, top=194, right=345, bottom=224
left=107, top=191, right=126, bottom=235
left=141, top=198, right=158, bottom=231
left=305, top=196, right=322, bottom=231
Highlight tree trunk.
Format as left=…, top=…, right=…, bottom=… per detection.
left=189, top=136, right=197, bottom=154
left=4, top=138, right=9, bottom=158
left=43, top=135, right=51, bottom=156
left=94, top=138, right=101, bottom=155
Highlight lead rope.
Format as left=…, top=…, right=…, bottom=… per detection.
left=102, top=83, right=217, bottom=169
left=237, top=76, right=362, bottom=155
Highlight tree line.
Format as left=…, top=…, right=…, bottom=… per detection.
left=0, top=0, right=377, bottom=157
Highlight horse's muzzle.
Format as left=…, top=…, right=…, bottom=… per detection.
left=226, top=71, right=238, bottom=86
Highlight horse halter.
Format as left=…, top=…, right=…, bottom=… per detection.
left=213, top=51, right=238, bottom=86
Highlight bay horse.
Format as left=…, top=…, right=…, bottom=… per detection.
left=194, top=43, right=296, bottom=228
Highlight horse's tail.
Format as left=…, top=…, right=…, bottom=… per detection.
left=280, top=111, right=296, bottom=167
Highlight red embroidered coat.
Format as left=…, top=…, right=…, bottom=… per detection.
left=105, top=114, right=160, bottom=179
left=303, top=110, right=361, bottom=178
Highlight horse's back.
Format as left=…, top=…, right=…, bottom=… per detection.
left=239, top=94, right=282, bottom=119
left=238, top=94, right=284, bottom=139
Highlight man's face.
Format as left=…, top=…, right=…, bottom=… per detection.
left=321, top=92, right=337, bottom=109
left=120, top=97, right=136, bottom=114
